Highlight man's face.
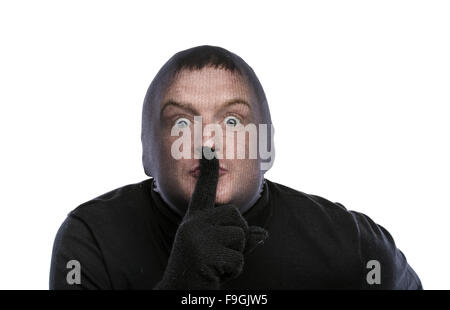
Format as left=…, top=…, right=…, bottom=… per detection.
left=155, top=66, right=263, bottom=211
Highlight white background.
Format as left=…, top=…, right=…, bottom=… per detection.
left=0, top=0, right=449, bottom=289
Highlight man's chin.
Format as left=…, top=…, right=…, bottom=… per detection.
left=214, top=200, right=233, bottom=206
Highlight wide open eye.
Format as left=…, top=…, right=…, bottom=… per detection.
left=174, top=117, right=191, bottom=129
left=224, top=116, right=241, bottom=127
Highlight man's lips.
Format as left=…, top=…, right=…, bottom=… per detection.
left=189, top=166, right=228, bottom=178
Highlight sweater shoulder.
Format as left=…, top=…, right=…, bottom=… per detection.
left=265, top=179, right=349, bottom=215
left=69, top=178, right=153, bottom=221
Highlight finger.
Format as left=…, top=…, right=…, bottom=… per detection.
left=244, top=226, right=269, bottom=255
left=187, top=147, right=219, bottom=214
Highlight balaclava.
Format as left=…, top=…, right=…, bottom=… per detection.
left=141, top=45, right=274, bottom=215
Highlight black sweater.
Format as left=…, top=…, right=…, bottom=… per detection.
left=49, top=178, right=422, bottom=289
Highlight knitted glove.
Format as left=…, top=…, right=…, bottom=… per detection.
left=154, top=147, right=268, bottom=290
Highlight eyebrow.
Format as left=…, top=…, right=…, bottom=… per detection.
left=160, top=98, right=251, bottom=117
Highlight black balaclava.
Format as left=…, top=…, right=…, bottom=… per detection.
left=141, top=45, right=274, bottom=215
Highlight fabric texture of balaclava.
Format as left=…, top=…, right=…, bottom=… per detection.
left=141, top=45, right=274, bottom=214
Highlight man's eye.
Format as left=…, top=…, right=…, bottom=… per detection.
left=174, top=118, right=191, bottom=128
left=224, top=116, right=240, bottom=127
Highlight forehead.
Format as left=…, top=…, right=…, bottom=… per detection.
left=162, top=67, right=254, bottom=108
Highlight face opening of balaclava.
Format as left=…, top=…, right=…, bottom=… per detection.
left=141, top=45, right=274, bottom=216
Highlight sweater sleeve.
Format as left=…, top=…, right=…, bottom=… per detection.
left=49, top=215, right=112, bottom=290
left=349, top=211, right=423, bottom=290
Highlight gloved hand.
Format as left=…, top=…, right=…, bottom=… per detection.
left=154, top=147, right=269, bottom=290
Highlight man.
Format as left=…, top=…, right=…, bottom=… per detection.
left=49, top=45, right=422, bottom=289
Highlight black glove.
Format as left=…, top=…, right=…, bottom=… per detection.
left=154, top=147, right=269, bottom=290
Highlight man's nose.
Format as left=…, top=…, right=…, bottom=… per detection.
left=202, top=132, right=216, bottom=150
left=196, top=136, right=218, bottom=158
left=194, top=121, right=222, bottom=158
left=195, top=145, right=217, bottom=160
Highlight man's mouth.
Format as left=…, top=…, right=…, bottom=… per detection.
left=189, top=166, right=228, bottom=178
